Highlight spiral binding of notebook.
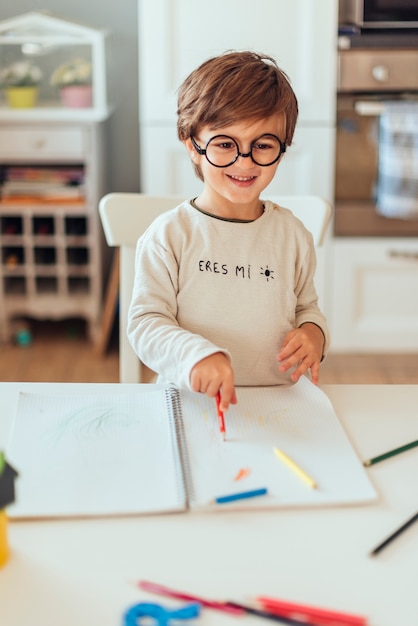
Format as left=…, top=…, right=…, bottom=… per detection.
left=165, top=386, right=195, bottom=509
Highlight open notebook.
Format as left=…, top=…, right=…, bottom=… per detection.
left=7, top=377, right=377, bottom=518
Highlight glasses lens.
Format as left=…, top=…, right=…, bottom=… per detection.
left=251, top=134, right=283, bottom=166
left=205, top=135, right=239, bottom=167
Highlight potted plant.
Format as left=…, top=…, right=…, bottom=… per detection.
left=0, top=61, right=42, bottom=108
left=50, top=57, right=92, bottom=108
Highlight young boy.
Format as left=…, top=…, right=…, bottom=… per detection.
left=128, top=51, right=329, bottom=411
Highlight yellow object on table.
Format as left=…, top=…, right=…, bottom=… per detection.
left=0, top=509, right=9, bottom=566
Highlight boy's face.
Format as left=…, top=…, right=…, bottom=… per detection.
left=184, top=114, right=287, bottom=218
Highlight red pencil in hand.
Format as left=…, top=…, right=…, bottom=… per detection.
left=216, top=391, right=226, bottom=441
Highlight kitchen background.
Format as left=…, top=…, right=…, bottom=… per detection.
left=0, top=0, right=417, bottom=382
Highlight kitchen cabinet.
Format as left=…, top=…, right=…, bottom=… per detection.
left=0, top=121, right=108, bottom=343
left=330, top=238, right=418, bottom=351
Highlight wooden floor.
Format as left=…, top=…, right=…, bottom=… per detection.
left=0, top=319, right=119, bottom=383
left=0, top=318, right=417, bottom=384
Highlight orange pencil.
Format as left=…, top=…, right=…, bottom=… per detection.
left=216, top=391, right=226, bottom=441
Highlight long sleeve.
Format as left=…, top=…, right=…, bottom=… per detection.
left=128, top=228, right=231, bottom=389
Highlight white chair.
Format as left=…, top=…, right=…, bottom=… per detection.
left=99, top=192, right=332, bottom=383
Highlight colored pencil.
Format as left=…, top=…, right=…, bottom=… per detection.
left=137, top=583, right=318, bottom=624
left=225, top=601, right=319, bottom=625
left=369, top=511, right=418, bottom=556
left=363, top=439, right=418, bottom=466
left=136, top=580, right=243, bottom=615
left=214, top=487, right=268, bottom=504
left=257, top=596, right=368, bottom=626
left=216, top=391, right=226, bottom=440
left=273, top=447, right=317, bottom=489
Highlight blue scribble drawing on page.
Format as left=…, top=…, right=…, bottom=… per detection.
left=9, top=390, right=187, bottom=517
left=51, top=403, right=133, bottom=445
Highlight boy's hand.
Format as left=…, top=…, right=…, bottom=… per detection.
left=277, top=322, right=325, bottom=385
left=190, top=352, right=237, bottom=411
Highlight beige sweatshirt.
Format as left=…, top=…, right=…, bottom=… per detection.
left=127, top=199, right=329, bottom=389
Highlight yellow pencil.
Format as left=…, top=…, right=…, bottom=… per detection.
left=273, top=447, right=317, bottom=489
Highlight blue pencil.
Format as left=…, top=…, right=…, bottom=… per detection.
left=214, top=487, right=268, bottom=504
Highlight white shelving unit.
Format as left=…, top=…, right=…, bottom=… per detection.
left=0, top=121, right=108, bottom=343
left=0, top=13, right=112, bottom=343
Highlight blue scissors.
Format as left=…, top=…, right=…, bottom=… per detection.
left=124, top=601, right=200, bottom=625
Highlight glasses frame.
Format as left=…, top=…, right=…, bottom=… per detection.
left=190, top=134, right=286, bottom=168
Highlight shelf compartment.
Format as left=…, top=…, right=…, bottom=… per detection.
left=66, top=246, right=89, bottom=266
left=1, top=163, right=86, bottom=205
left=35, top=276, right=58, bottom=294
left=68, top=276, right=90, bottom=294
left=1, top=245, right=25, bottom=267
left=32, top=216, right=55, bottom=236
left=0, top=215, right=23, bottom=235
left=3, top=275, right=26, bottom=295
left=65, top=216, right=88, bottom=236
left=34, top=246, right=56, bottom=265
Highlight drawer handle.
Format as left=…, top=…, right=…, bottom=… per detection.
left=372, top=64, right=390, bottom=83
left=388, top=250, right=418, bottom=261
left=354, top=100, right=385, bottom=117
left=34, top=139, right=46, bottom=149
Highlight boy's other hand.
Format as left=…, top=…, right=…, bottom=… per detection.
left=277, top=322, right=325, bottom=385
left=190, top=352, right=237, bottom=410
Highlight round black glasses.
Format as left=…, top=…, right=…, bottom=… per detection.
left=191, top=134, right=286, bottom=168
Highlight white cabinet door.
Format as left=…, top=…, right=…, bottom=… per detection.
left=330, top=239, right=418, bottom=351
left=140, top=125, right=335, bottom=198
left=265, top=126, right=336, bottom=198
left=138, top=0, right=338, bottom=125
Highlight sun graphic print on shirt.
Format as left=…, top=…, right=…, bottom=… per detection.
left=260, top=265, right=274, bottom=282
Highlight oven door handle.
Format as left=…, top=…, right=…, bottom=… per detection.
left=354, top=100, right=385, bottom=116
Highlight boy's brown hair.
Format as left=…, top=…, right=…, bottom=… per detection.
left=177, top=51, right=299, bottom=179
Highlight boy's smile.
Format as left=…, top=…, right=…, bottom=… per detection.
left=227, top=173, right=257, bottom=187
left=185, top=116, right=287, bottom=221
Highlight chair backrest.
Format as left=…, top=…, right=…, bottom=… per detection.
left=267, top=195, right=332, bottom=247
left=99, top=192, right=332, bottom=383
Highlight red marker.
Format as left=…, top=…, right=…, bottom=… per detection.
left=257, top=596, right=368, bottom=626
left=216, top=391, right=226, bottom=441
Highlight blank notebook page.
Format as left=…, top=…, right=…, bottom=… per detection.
left=180, top=376, right=377, bottom=510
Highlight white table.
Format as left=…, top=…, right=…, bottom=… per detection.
left=0, top=383, right=417, bottom=626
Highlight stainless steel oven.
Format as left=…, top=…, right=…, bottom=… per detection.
left=335, top=44, right=418, bottom=236
left=339, top=0, right=418, bottom=29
